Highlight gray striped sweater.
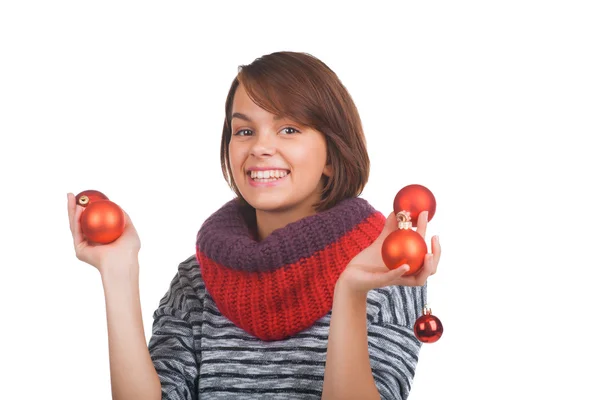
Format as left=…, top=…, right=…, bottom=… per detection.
left=148, top=254, right=426, bottom=400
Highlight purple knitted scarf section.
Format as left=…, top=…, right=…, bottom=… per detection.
left=196, top=196, right=379, bottom=272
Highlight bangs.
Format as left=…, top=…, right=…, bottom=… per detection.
left=237, top=69, right=316, bottom=128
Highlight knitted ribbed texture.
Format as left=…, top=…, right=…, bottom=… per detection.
left=195, top=197, right=386, bottom=341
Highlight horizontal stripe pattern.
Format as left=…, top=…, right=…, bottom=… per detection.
left=148, top=254, right=426, bottom=400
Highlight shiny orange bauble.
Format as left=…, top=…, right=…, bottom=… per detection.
left=393, top=184, right=436, bottom=227
left=414, top=308, right=443, bottom=343
left=381, top=228, right=428, bottom=275
left=76, top=190, right=109, bottom=207
left=80, top=199, right=125, bottom=244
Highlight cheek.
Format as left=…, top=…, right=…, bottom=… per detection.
left=290, top=143, right=327, bottom=177
left=228, top=149, right=246, bottom=185
left=228, top=145, right=244, bottom=169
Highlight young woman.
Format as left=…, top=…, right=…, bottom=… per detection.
left=67, top=51, right=441, bottom=400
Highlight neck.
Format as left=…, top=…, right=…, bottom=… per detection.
left=255, top=205, right=318, bottom=241
left=254, top=180, right=325, bottom=241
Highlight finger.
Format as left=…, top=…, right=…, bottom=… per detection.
left=395, top=264, right=411, bottom=277
left=72, top=202, right=85, bottom=246
left=394, top=256, right=434, bottom=286
left=350, top=262, right=388, bottom=274
left=67, top=193, right=74, bottom=235
left=425, top=252, right=437, bottom=275
left=431, top=235, right=441, bottom=269
left=376, top=264, right=410, bottom=287
left=416, top=211, right=428, bottom=239
left=121, top=210, right=132, bottom=232
left=401, top=266, right=429, bottom=286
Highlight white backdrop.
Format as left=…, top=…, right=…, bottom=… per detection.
left=1, top=1, right=599, bottom=399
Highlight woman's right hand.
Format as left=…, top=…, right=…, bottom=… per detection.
left=67, top=192, right=141, bottom=276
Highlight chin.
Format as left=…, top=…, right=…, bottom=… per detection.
left=243, top=194, right=292, bottom=212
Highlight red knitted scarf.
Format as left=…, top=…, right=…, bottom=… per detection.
left=195, top=197, right=385, bottom=341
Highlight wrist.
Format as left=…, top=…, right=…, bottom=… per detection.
left=100, top=258, right=140, bottom=285
left=335, top=276, right=368, bottom=303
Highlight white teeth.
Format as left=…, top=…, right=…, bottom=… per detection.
left=250, top=169, right=289, bottom=180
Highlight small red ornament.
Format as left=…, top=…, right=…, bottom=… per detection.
left=414, top=306, right=443, bottom=343
left=393, top=184, right=436, bottom=228
left=76, top=190, right=125, bottom=244
left=76, top=190, right=109, bottom=207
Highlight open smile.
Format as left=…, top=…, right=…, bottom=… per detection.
left=246, top=169, right=291, bottom=187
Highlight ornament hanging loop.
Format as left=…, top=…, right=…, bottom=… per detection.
left=78, top=195, right=90, bottom=206
left=396, top=210, right=412, bottom=230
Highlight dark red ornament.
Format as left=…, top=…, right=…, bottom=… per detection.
left=414, top=306, right=443, bottom=343
left=393, top=184, right=436, bottom=228
left=76, top=190, right=109, bottom=207
left=76, top=190, right=125, bottom=244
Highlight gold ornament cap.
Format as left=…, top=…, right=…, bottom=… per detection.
left=78, top=195, right=90, bottom=206
left=396, top=210, right=412, bottom=229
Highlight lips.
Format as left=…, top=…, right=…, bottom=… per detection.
left=246, top=168, right=291, bottom=174
left=246, top=167, right=291, bottom=179
left=246, top=169, right=290, bottom=187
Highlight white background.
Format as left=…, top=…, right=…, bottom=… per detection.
left=1, top=1, right=599, bottom=399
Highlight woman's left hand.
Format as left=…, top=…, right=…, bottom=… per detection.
left=338, top=210, right=441, bottom=295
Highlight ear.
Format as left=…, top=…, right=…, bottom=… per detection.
left=323, top=163, right=333, bottom=177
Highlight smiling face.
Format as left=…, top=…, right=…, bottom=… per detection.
left=228, top=83, right=332, bottom=215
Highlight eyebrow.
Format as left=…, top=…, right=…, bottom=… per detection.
left=232, top=112, right=284, bottom=122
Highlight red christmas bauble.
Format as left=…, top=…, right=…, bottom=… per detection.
left=414, top=310, right=443, bottom=343
left=381, top=229, right=428, bottom=275
left=393, top=184, right=436, bottom=227
left=80, top=200, right=125, bottom=244
left=76, top=190, right=109, bottom=207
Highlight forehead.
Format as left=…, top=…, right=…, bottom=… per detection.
left=232, top=84, right=281, bottom=121
left=232, top=84, right=260, bottom=110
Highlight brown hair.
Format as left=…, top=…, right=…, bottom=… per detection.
left=220, top=51, right=369, bottom=212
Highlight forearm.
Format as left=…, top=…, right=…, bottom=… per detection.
left=322, top=282, right=380, bottom=400
left=101, top=262, right=161, bottom=400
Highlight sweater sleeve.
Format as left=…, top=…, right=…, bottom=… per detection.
left=148, top=271, right=199, bottom=400
left=366, top=283, right=427, bottom=400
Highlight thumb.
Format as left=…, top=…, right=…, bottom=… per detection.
left=121, top=210, right=138, bottom=236
left=370, top=263, right=411, bottom=289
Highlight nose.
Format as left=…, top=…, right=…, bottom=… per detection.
left=249, top=131, right=276, bottom=157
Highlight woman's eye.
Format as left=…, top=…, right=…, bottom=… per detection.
left=234, top=129, right=252, bottom=136
left=282, top=127, right=299, bottom=135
